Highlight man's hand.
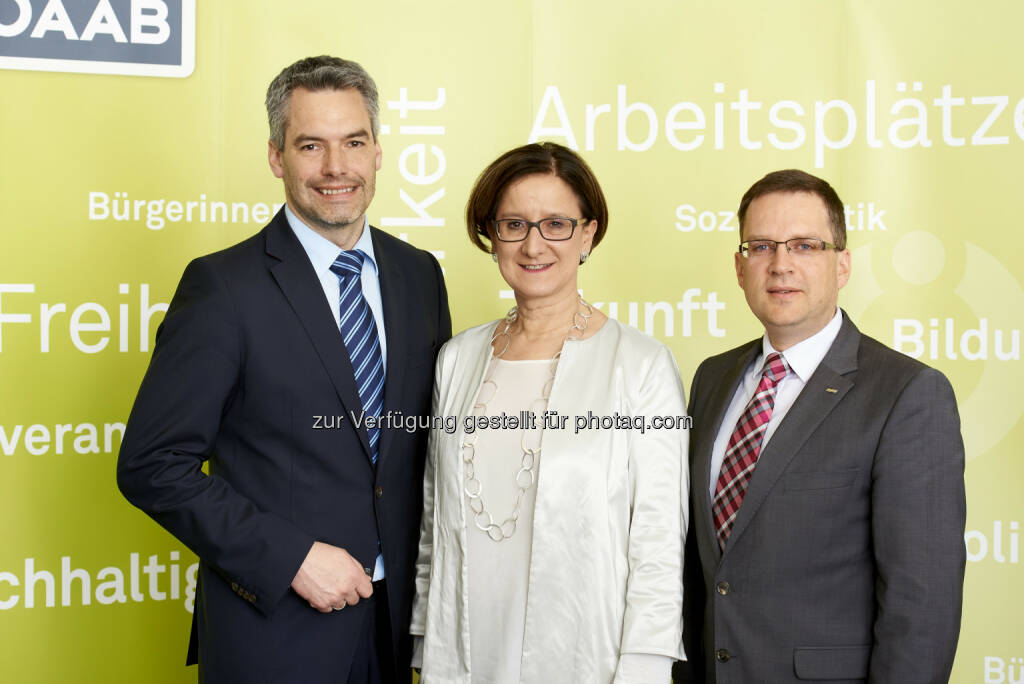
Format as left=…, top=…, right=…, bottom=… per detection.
left=290, top=541, right=373, bottom=613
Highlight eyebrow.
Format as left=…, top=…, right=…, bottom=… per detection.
left=744, top=233, right=828, bottom=241
left=291, top=129, right=372, bottom=145
left=495, top=211, right=576, bottom=218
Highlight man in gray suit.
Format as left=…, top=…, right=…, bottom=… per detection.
left=678, top=169, right=966, bottom=683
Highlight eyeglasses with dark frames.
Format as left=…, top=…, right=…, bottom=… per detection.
left=492, top=217, right=587, bottom=242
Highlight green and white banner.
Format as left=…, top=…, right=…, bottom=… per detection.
left=1, top=1, right=1021, bottom=681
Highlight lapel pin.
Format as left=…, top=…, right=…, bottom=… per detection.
left=825, top=387, right=838, bottom=393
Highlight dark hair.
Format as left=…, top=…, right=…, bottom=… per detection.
left=465, top=142, right=609, bottom=253
left=266, top=56, right=379, bottom=149
left=737, top=169, right=847, bottom=250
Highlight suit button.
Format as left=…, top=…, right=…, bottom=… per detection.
left=375, top=485, right=383, bottom=498
left=716, top=649, right=731, bottom=663
left=716, top=581, right=730, bottom=595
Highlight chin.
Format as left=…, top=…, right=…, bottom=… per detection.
left=526, top=288, right=580, bottom=306
left=510, top=288, right=551, bottom=303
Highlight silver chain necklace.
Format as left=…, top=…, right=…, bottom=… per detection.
left=462, top=298, right=593, bottom=541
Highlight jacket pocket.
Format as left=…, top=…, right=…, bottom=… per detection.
left=784, top=469, right=858, bottom=491
left=793, top=645, right=870, bottom=680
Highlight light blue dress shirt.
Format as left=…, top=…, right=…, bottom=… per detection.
left=285, top=206, right=387, bottom=367
left=285, top=206, right=387, bottom=581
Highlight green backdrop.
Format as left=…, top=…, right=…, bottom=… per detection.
left=1, top=1, right=1021, bottom=681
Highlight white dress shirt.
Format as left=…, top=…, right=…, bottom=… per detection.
left=708, top=309, right=843, bottom=496
left=286, top=206, right=387, bottom=580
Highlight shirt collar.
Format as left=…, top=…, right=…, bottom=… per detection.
left=759, top=308, right=843, bottom=382
left=284, top=205, right=379, bottom=275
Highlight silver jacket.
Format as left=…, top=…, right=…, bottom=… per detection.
left=411, top=318, right=688, bottom=683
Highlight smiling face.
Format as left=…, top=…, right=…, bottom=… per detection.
left=492, top=173, right=596, bottom=307
left=735, top=191, right=851, bottom=350
left=268, top=87, right=381, bottom=248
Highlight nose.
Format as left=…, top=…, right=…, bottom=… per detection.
left=322, top=145, right=345, bottom=177
left=520, top=224, right=547, bottom=256
left=767, top=243, right=795, bottom=273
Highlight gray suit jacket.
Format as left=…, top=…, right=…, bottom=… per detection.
left=680, top=312, right=965, bottom=684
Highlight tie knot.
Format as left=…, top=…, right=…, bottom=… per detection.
left=762, top=352, right=789, bottom=384
left=330, top=249, right=366, bottom=279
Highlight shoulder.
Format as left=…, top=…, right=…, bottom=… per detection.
left=687, top=338, right=759, bottom=403
left=694, top=338, right=760, bottom=377
left=370, top=226, right=439, bottom=269
left=855, top=331, right=955, bottom=397
left=590, top=318, right=684, bottom=382
left=597, top=318, right=672, bottom=358
left=582, top=320, right=687, bottom=412
left=184, top=230, right=268, bottom=282
left=857, top=331, right=928, bottom=374
left=439, top=320, right=499, bottom=359
left=166, top=232, right=263, bottom=298
left=434, top=320, right=500, bottom=373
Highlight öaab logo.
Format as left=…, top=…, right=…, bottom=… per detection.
left=0, top=0, right=195, bottom=78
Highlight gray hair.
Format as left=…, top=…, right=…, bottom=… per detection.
left=265, top=56, right=380, bottom=150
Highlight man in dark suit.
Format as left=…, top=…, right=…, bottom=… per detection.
left=117, top=56, right=451, bottom=683
left=677, top=170, right=965, bottom=683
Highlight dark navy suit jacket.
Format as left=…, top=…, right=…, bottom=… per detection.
left=118, top=209, right=451, bottom=682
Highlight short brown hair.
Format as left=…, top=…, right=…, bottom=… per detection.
left=266, top=56, right=379, bottom=150
left=737, top=169, right=847, bottom=250
left=465, top=142, right=609, bottom=253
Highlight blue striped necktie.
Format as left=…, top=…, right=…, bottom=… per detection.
left=329, top=249, right=385, bottom=464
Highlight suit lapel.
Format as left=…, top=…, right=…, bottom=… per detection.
left=723, top=314, right=861, bottom=552
left=264, top=211, right=374, bottom=465
left=373, top=228, right=409, bottom=467
left=694, top=341, right=761, bottom=565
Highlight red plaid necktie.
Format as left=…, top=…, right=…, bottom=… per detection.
left=712, top=352, right=790, bottom=549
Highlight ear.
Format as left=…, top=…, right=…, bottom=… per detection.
left=375, top=140, right=382, bottom=172
left=836, top=248, right=851, bottom=290
left=580, top=218, right=597, bottom=254
left=268, top=140, right=284, bottom=179
left=734, top=250, right=745, bottom=289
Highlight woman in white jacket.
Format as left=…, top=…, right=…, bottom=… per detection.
left=410, top=142, right=688, bottom=684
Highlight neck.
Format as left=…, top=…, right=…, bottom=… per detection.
left=765, top=307, right=838, bottom=351
left=290, top=204, right=365, bottom=250
left=513, top=291, right=581, bottom=340
left=320, top=219, right=365, bottom=251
